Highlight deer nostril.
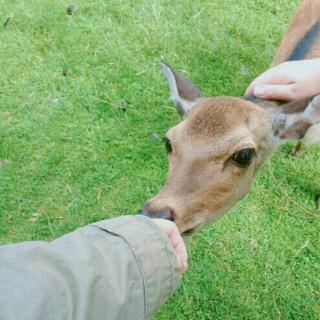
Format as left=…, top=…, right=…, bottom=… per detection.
left=137, top=209, right=145, bottom=215
left=138, top=205, right=175, bottom=222
left=154, top=210, right=174, bottom=221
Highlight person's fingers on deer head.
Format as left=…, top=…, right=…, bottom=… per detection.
left=245, top=60, right=320, bottom=100
left=253, top=84, right=297, bottom=101
left=244, top=64, right=293, bottom=97
left=152, top=219, right=188, bottom=273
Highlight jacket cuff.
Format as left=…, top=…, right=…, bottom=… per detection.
left=92, top=215, right=181, bottom=318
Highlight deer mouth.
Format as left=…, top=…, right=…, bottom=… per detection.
left=181, top=227, right=197, bottom=237
left=181, top=219, right=206, bottom=236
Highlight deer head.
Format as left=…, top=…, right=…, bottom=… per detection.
left=140, top=62, right=320, bottom=235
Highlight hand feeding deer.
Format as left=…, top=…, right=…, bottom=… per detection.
left=140, top=0, right=320, bottom=236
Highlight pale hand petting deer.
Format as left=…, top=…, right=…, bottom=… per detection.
left=140, top=0, right=320, bottom=236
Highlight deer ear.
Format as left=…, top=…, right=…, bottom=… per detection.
left=160, top=61, right=204, bottom=118
left=273, top=95, right=320, bottom=141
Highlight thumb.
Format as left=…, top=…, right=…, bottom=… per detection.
left=254, top=84, right=296, bottom=101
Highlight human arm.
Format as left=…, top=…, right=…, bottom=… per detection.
left=245, top=59, right=320, bottom=101
left=0, top=215, right=187, bottom=320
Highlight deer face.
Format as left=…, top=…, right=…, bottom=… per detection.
left=140, top=63, right=320, bottom=235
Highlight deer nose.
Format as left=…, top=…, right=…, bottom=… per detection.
left=138, top=204, right=175, bottom=221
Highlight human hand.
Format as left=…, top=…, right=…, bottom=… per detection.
left=152, top=219, right=188, bottom=273
left=245, top=59, right=320, bottom=101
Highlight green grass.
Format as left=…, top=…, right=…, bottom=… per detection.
left=0, top=0, right=319, bottom=319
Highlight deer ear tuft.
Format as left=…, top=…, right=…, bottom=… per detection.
left=273, top=95, right=320, bottom=141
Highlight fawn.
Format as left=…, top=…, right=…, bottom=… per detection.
left=140, top=0, right=320, bottom=235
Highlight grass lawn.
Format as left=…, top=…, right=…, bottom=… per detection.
left=1, top=0, right=319, bottom=319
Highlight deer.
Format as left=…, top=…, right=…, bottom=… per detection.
left=139, top=0, right=320, bottom=236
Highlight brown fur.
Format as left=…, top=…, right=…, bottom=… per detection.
left=280, top=119, right=312, bottom=139
left=186, top=98, right=257, bottom=138
left=273, top=0, right=320, bottom=65
left=280, top=97, right=314, bottom=114
left=142, top=1, right=320, bottom=234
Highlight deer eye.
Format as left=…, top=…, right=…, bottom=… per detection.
left=163, top=137, right=173, bottom=153
left=231, top=149, right=255, bottom=167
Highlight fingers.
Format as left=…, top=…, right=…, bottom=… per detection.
left=168, top=226, right=188, bottom=272
left=245, top=60, right=320, bottom=101
left=253, top=84, right=297, bottom=101
left=244, top=62, right=296, bottom=98
left=152, top=219, right=188, bottom=273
